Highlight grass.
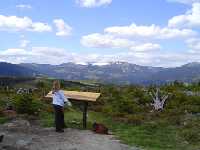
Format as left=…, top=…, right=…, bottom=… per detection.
left=39, top=108, right=200, bottom=150
left=0, top=117, right=9, bottom=124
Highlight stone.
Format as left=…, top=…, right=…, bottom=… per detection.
left=3, top=119, right=30, bottom=132
left=0, top=119, right=141, bottom=150
left=16, top=139, right=31, bottom=147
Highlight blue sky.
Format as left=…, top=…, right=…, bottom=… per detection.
left=0, top=0, right=200, bottom=67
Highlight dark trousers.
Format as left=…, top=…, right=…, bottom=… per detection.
left=53, top=105, right=65, bottom=131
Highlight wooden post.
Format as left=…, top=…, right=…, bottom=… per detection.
left=83, top=101, right=88, bottom=129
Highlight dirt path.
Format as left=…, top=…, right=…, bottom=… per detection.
left=0, top=119, right=141, bottom=150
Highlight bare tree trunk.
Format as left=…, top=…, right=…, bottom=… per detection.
left=150, top=88, right=169, bottom=111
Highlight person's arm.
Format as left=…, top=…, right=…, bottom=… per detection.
left=60, top=91, right=72, bottom=106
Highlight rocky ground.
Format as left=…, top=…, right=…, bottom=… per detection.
left=0, top=119, right=141, bottom=150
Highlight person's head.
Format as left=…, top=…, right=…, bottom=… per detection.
left=52, top=80, right=60, bottom=92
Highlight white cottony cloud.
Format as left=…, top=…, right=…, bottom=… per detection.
left=0, top=15, right=52, bottom=32
left=130, top=43, right=161, bottom=52
left=76, top=0, right=112, bottom=8
left=31, top=47, right=71, bottom=57
left=0, top=47, right=75, bottom=64
left=168, top=3, right=200, bottom=28
left=186, top=38, right=200, bottom=53
left=20, top=40, right=30, bottom=48
left=0, top=46, right=200, bottom=67
left=81, top=22, right=196, bottom=52
left=16, top=4, right=32, bottom=9
left=81, top=33, right=161, bottom=52
left=167, top=0, right=200, bottom=4
left=0, top=15, right=32, bottom=31
left=81, top=33, right=134, bottom=48
left=1, top=48, right=29, bottom=56
left=104, top=23, right=196, bottom=39
left=79, top=15, right=200, bottom=67
left=53, top=19, right=72, bottom=36
left=31, top=22, right=52, bottom=32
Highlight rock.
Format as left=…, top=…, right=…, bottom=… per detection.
left=0, top=119, right=140, bottom=150
left=1, top=145, right=18, bottom=150
left=16, top=139, right=31, bottom=147
left=1, top=145, right=29, bottom=150
left=3, top=119, right=30, bottom=132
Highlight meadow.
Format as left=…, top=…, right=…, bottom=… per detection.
left=0, top=77, right=200, bottom=150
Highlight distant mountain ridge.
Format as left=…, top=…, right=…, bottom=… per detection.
left=1, top=61, right=200, bottom=85
left=0, top=62, right=36, bottom=77
left=20, top=62, right=164, bottom=84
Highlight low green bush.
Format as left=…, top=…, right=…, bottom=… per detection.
left=13, top=94, right=44, bottom=115
left=178, top=116, right=200, bottom=144
left=126, top=114, right=145, bottom=125
left=0, top=107, right=4, bottom=117
left=0, top=117, right=9, bottom=124
left=180, top=128, right=200, bottom=144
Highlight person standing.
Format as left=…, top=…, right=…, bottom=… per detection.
left=52, top=80, right=72, bottom=132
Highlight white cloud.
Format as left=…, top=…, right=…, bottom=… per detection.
left=81, top=33, right=134, bottom=48
left=0, top=47, right=75, bottom=65
left=76, top=0, right=112, bottom=8
left=81, top=33, right=161, bottom=52
left=16, top=4, right=32, bottom=9
left=31, top=22, right=52, bottom=32
left=20, top=40, right=30, bottom=48
left=1, top=48, right=29, bottom=56
left=80, top=22, right=196, bottom=53
left=0, top=15, right=52, bottom=32
left=1, top=46, right=200, bottom=67
left=168, top=3, right=200, bottom=28
left=130, top=43, right=161, bottom=52
left=167, top=0, right=200, bottom=4
left=146, top=52, right=200, bottom=67
left=104, top=23, right=196, bottom=39
left=53, top=19, right=72, bottom=36
left=186, top=37, right=200, bottom=53
left=31, top=47, right=71, bottom=57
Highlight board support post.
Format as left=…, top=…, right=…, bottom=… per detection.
left=83, top=101, right=88, bottom=129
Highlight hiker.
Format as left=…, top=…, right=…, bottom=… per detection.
left=52, top=80, right=72, bottom=132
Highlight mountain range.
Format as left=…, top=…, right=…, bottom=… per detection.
left=0, top=62, right=36, bottom=77
left=1, top=62, right=200, bottom=85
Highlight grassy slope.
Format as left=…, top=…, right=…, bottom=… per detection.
left=0, top=79, right=199, bottom=150
left=40, top=109, right=200, bottom=150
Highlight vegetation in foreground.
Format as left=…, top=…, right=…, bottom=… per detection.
left=0, top=77, right=200, bottom=150
left=39, top=109, right=200, bottom=150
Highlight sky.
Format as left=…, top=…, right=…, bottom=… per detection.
left=0, top=0, right=200, bottom=67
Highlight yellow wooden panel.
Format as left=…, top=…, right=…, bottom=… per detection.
left=45, top=90, right=101, bottom=102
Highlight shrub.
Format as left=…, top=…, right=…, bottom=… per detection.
left=0, top=107, right=4, bottom=117
left=180, top=105, right=200, bottom=114
left=45, top=104, right=54, bottom=113
left=142, top=121, right=160, bottom=132
left=180, top=129, right=200, bottom=144
left=102, top=105, right=114, bottom=115
left=0, top=117, right=8, bottom=124
left=0, top=97, right=9, bottom=109
left=126, top=114, right=145, bottom=125
left=166, top=92, right=188, bottom=109
left=13, top=94, right=43, bottom=115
